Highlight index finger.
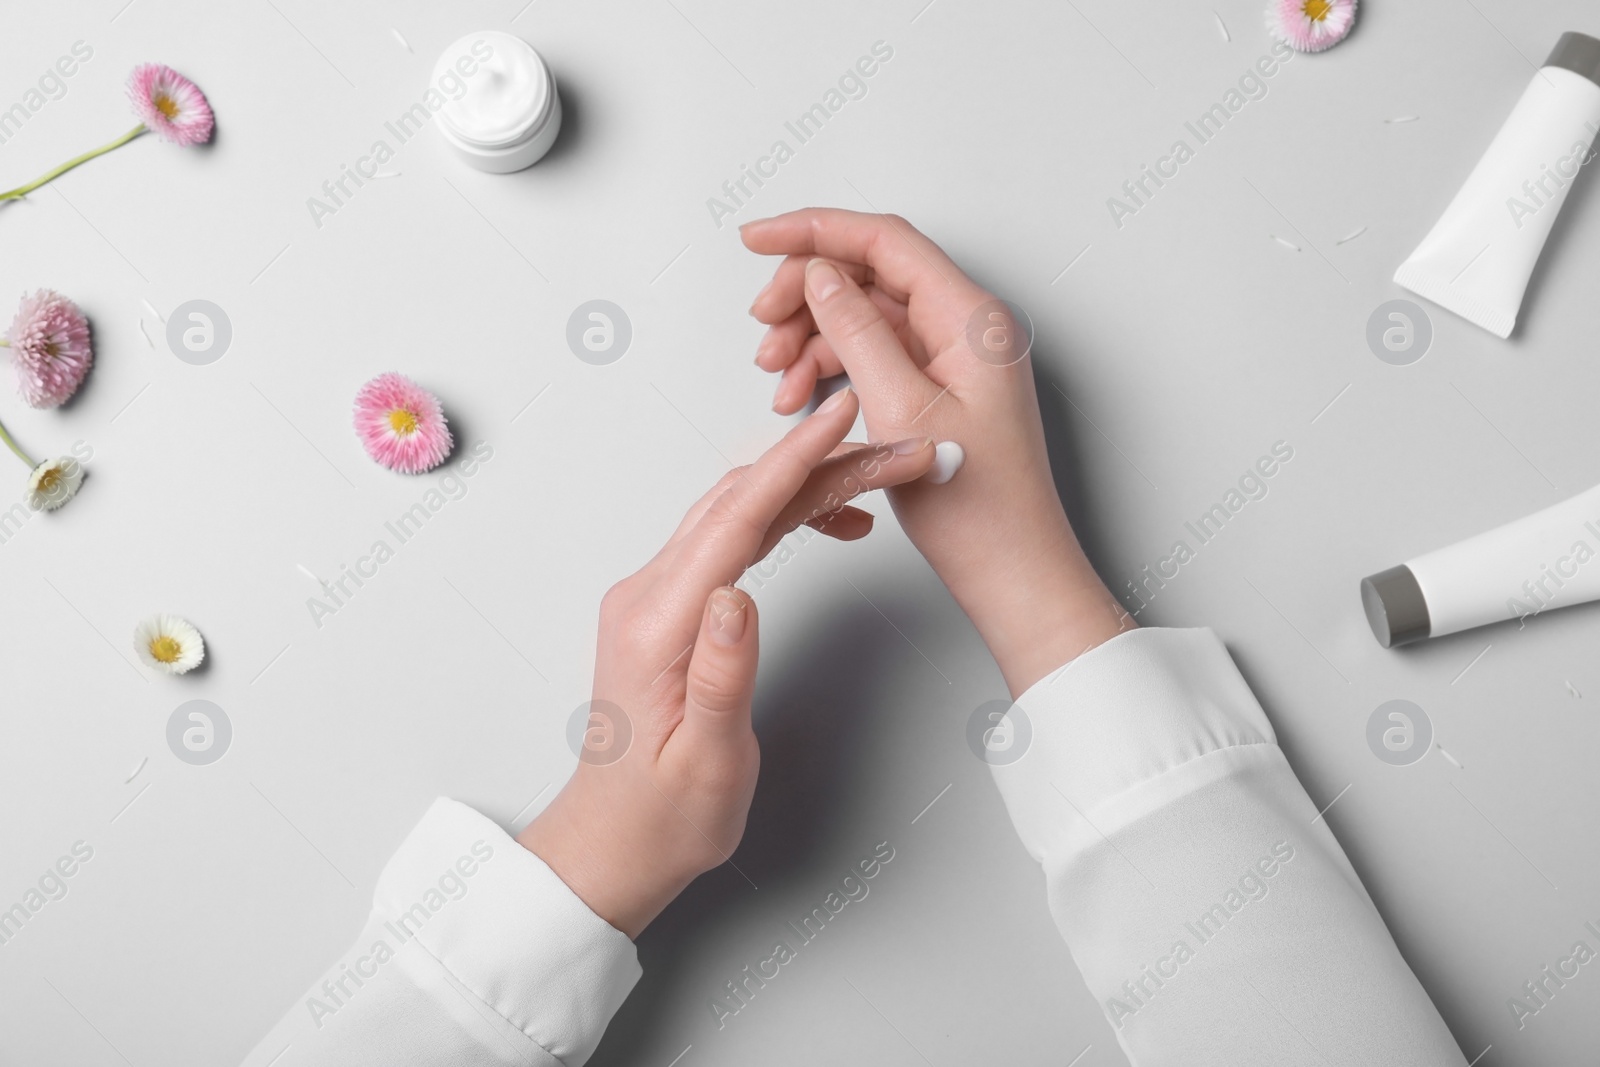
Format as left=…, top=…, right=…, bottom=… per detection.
left=666, top=386, right=862, bottom=599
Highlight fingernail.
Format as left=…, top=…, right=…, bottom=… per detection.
left=754, top=334, right=773, bottom=365
left=926, top=441, right=965, bottom=484
left=890, top=437, right=932, bottom=455
left=709, top=589, right=746, bottom=646
left=806, top=258, right=843, bottom=301
left=816, top=386, right=852, bottom=415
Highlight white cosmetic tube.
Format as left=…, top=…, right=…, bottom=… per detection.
left=1395, top=32, right=1600, bottom=338
left=1361, top=482, right=1600, bottom=647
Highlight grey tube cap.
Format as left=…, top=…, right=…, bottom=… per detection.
left=1547, top=32, right=1600, bottom=87
left=1361, top=565, right=1431, bottom=648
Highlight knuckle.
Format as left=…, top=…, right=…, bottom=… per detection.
left=705, top=486, right=742, bottom=526
left=599, top=582, right=632, bottom=623
left=707, top=482, right=764, bottom=536
left=689, top=657, right=747, bottom=711
left=600, top=583, right=660, bottom=650
left=828, top=295, right=884, bottom=343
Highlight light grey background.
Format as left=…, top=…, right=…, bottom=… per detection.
left=1, top=0, right=1596, bottom=1064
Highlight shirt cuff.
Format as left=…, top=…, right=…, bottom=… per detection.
left=991, top=627, right=1278, bottom=855
left=371, top=798, right=642, bottom=1066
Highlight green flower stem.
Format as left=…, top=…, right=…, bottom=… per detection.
left=0, top=416, right=36, bottom=469
left=0, top=123, right=147, bottom=201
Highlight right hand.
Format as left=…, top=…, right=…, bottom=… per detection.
left=742, top=208, right=1132, bottom=695
left=519, top=388, right=936, bottom=938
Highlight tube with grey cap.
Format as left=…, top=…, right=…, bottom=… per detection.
left=1394, top=31, right=1600, bottom=338
left=1362, top=482, right=1600, bottom=647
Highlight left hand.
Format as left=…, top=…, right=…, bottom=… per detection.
left=742, top=208, right=1131, bottom=696
left=517, top=388, right=934, bottom=938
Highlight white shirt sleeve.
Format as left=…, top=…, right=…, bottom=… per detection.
left=242, top=798, right=641, bottom=1067
left=990, top=627, right=1466, bottom=1067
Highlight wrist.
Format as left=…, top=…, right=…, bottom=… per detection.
left=515, top=783, right=694, bottom=940
left=944, top=527, right=1132, bottom=697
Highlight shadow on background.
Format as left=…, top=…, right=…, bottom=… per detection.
left=588, top=588, right=932, bottom=1063
left=517, top=78, right=584, bottom=172
left=1031, top=344, right=1122, bottom=593
left=589, top=336, right=1105, bottom=1062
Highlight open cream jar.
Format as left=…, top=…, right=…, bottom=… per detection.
left=432, top=31, right=562, bottom=173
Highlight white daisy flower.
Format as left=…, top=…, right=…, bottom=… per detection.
left=27, top=457, right=84, bottom=511
left=134, top=614, right=206, bottom=675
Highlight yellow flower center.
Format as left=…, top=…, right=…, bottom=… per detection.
left=389, top=408, right=419, bottom=435
left=35, top=468, right=60, bottom=493
left=149, top=635, right=184, bottom=663
left=154, top=93, right=180, bottom=120
left=1302, top=0, right=1332, bottom=20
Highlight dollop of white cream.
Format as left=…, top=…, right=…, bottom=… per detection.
left=435, top=31, right=550, bottom=147
left=927, top=441, right=965, bottom=485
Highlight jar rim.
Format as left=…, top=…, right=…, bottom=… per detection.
left=434, top=32, right=555, bottom=150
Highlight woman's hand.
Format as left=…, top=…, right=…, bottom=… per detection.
left=517, top=388, right=934, bottom=938
left=742, top=208, right=1132, bottom=696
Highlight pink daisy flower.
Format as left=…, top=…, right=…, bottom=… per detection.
left=127, top=64, right=214, bottom=146
left=1267, top=0, right=1357, bottom=53
left=354, top=373, right=452, bottom=474
left=4, top=290, right=93, bottom=409
left=1, top=63, right=215, bottom=203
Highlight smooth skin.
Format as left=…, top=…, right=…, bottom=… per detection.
left=524, top=209, right=1131, bottom=939
left=519, top=388, right=936, bottom=938
left=745, top=208, right=1132, bottom=697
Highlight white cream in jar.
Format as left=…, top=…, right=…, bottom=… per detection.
left=432, top=31, right=562, bottom=173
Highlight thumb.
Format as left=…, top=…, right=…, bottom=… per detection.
left=681, top=587, right=759, bottom=737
